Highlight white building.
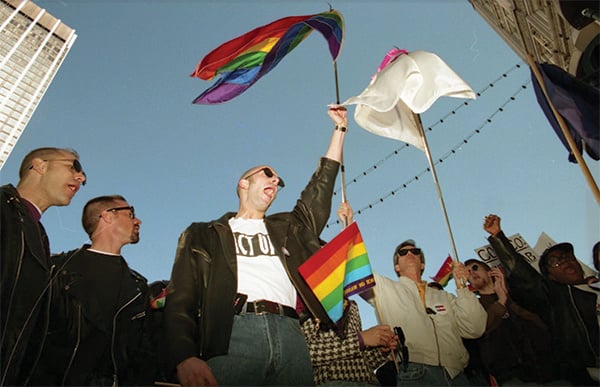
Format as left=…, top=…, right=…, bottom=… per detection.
left=0, top=0, right=76, bottom=169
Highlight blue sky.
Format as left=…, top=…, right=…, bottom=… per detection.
left=1, top=0, right=598, bottom=328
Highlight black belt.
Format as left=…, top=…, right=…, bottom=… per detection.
left=242, top=299, right=298, bottom=319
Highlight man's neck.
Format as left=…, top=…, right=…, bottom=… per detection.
left=89, top=240, right=122, bottom=256
left=400, top=271, right=422, bottom=284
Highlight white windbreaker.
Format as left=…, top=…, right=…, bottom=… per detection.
left=369, top=274, right=486, bottom=378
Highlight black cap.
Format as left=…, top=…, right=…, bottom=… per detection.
left=539, top=242, right=574, bottom=276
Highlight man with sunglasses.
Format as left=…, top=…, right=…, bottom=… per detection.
left=463, top=258, right=560, bottom=385
left=484, top=214, right=599, bottom=385
left=29, top=195, right=153, bottom=386
left=0, top=147, right=86, bottom=385
left=165, top=106, right=347, bottom=386
left=362, top=240, right=487, bottom=386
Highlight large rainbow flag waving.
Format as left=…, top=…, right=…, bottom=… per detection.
left=191, top=10, right=344, bottom=104
left=299, top=222, right=375, bottom=323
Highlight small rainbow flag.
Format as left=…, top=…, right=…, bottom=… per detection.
left=150, top=287, right=168, bottom=310
left=298, top=222, right=375, bottom=323
left=430, top=255, right=453, bottom=287
left=191, top=10, right=344, bottom=104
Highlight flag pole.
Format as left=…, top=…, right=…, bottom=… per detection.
left=413, top=112, right=461, bottom=264
left=334, top=61, right=349, bottom=228
left=527, top=55, right=600, bottom=206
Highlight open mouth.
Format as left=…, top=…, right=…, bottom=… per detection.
left=67, top=183, right=79, bottom=195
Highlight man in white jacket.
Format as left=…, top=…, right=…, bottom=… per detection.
left=364, top=239, right=486, bottom=386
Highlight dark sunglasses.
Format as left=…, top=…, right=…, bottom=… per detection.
left=244, top=167, right=285, bottom=189
left=397, top=247, right=422, bottom=256
left=30, top=158, right=87, bottom=185
left=102, top=206, right=135, bottom=219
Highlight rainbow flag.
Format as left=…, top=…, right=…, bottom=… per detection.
left=150, top=287, right=167, bottom=309
left=298, top=222, right=375, bottom=322
left=191, top=10, right=344, bottom=104
left=430, top=255, right=453, bottom=287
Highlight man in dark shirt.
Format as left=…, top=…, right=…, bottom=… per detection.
left=30, top=195, right=151, bottom=386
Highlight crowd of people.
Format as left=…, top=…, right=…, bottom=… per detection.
left=1, top=106, right=598, bottom=386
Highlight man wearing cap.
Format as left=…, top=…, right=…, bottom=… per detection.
left=484, top=214, right=599, bottom=385
left=362, top=239, right=486, bottom=386
left=164, top=106, right=347, bottom=386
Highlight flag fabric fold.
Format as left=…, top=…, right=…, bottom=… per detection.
left=430, top=255, right=453, bottom=288
left=530, top=62, right=599, bottom=162
left=150, top=287, right=167, bottom=309
left=342, top=49, right=476, bottom=151
left=298, top=222, right=375, bottom=323
left=192, top=10, right=344, bottom=104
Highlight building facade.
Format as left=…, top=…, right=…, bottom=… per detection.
left=469, top=0, right=599, bottom=86
left=0, top=0, right=76, bottom=169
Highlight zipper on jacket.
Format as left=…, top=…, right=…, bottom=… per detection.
left=0, top=231, right=29, bottom=386
left=567, top=285, right=597, bottom=357
left=110, top=291, right=142, bottom=386
left=63, top=303, right=82, bottom=386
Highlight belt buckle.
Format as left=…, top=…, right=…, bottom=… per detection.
left=254, top=300, right=280, bottom=316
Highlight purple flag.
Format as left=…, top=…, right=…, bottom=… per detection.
left=531, top=62, right=599, bottom=162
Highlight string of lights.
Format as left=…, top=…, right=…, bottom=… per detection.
left=326, top=63, right=532, bottom=228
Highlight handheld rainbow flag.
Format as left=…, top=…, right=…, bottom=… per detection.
left=430, top=255, right=453, bottom=288
left=150, top=287, right=167, bottom=309
left=191, top=10, right=344, bottom=104
left=298, top=222, right=374, bottom=323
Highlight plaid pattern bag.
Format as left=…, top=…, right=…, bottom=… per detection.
left=301, top=301, right=387, bottom=385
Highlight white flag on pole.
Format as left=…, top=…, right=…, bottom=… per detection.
left=342, top=50, right=476, bottom=151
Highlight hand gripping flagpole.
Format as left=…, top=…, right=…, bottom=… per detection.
left=413, top=112, right=462, bottom=269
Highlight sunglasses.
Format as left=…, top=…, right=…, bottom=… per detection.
left=30, top=158, right=87, bottom=185
left=244, top=167, right=285, bottom=189
left=396, top=247, right=422, bottom=256
left=102, top=206, right=135, bottom=219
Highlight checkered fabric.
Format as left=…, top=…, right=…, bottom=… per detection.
left=301, top=301, right=387, bottom=385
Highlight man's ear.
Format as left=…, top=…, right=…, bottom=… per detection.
left=29, top=158, right=46, bottom=174
left=238, top=178, right=249, bottom=191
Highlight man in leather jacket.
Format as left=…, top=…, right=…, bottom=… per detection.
left=29, top=195, right=151, bottom=386
left=484, top=214, right=599, bottom=385
left=0, top=147, right=86, bottom=386
left=164, top=106, right=347, bottom=386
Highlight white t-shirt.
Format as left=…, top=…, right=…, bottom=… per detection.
left=229, top=217, right=296, bottom=308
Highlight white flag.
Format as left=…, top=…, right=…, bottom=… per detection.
left=342, top=50, right=476, bottom=151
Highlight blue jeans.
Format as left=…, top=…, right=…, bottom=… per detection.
left=396, top=362, right=471, bottom=386
left=207, top=313, right=313, bottom=385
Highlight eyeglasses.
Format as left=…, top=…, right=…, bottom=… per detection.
left=396, top=247, right=422, bottom=257
left=547, top=252, right=576, bottom=268
left=102, top=206, right=135, bottom=219
left=244, top=167, right=285, bottom=189
left=30, top=158, right=87, bottom=185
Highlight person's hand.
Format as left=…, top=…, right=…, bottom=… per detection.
left=328, top=104, right=348, bottom=128
left=452, top=261, right=469, bottom=289
left=483, top=214, right=501, bottom=236
left=337, top=201, right=353, bottom=225
left=360, top=325, right=398, bottom=352
left=490, top=267, right=508, bottom=305
left=176, top=356, right=218, bottom=387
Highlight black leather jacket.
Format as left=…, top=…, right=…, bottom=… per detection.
left=30, top=247, right=150, bottom=386
left=164, top=157, right=339, bottom=372
left=488, top=231, right=599, bottom=382
left=0, top=184, right=53, bottom=386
